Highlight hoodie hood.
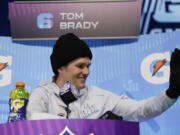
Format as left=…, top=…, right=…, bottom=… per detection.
left=38, top=80, right=88, bottom=99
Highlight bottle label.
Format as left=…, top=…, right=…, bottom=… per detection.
left=8, top=112, right=26, bottom=122
left=8, top=98, right=28, bottom=122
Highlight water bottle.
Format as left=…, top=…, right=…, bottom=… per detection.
left=7, top=82, right=29, bottom=122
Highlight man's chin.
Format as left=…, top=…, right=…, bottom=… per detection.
left=76, top=84, right=86, bottom=90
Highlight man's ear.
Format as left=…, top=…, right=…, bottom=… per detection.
left=57, top=66, right=65, bottom=74
left=57, top=66, right=66, bottom=74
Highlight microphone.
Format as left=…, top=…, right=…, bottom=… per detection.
left=60, top=90, right=77, bottom=105
left=59, top=82, right=77, bottom=105
left=58, top=82, right=77, bottom=118
left=99, top=111, right=123, bottom=120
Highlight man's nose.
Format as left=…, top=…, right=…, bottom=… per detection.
left=83, top=67, right=89, bottom=75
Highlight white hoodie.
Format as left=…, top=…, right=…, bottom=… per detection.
left=26, top=81, right=177, bottom=122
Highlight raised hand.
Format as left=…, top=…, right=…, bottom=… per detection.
left=166, top=48, right=180, bottom=98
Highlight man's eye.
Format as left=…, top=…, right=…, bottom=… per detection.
left=76, top=64, right=91, bottom=69
left=87, top=64, right=91, bottom=69
left=77, top=64, right=84, bottom=69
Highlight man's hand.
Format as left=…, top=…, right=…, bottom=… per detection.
left=166, top=48, right=180, bottom=98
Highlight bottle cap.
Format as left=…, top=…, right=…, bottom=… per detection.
left=16, top=82, right=25, bottom=87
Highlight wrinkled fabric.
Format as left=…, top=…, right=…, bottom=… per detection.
left=26, top=81, right=177, bottom=122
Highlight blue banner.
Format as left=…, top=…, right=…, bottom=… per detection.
left=0, top=31, right=180, bottom=135
left=141, top=0, right=180, bottom=34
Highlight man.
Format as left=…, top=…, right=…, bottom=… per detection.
left=26, top=33, right=180, bottom=122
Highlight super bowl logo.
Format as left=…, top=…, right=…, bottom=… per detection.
left=0, top=56, right=12, bottom=86
left=141, top=0, right=180, bottom=34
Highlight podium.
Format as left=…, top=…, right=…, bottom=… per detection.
left=0, top=119, right=139, bottom=135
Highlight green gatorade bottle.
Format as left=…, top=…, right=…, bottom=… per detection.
left=7, top=82, right=29, bottom=122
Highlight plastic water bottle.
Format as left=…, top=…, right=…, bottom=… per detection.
left=7, top=82, right=29, bottom=122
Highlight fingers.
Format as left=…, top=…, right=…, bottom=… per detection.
left=175, top=48, right=180, bottom=53
left=170, top=48, right=180, bottom=68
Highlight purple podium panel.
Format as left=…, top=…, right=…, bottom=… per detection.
left=0, top=119, right=139, bottom=135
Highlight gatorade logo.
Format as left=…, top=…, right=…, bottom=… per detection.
left=0, top=56, right=12, bottom=86
left=140, top=52, right=170, bottom=84
left=153, top=0, right=180, bottom=23
left=11, top=99, right=25, bottom=112
left=141, top=0, right=180, bottom=34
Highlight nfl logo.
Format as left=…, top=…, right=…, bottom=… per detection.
left=58, top=126, right=75, bottom=135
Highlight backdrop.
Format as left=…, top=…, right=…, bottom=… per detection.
left=0, top=31, right=180, bottom=135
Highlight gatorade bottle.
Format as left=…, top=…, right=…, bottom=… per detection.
left=7, top=82, right=29, bottom=122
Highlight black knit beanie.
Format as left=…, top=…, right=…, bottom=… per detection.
left=50, top=33, right=93, bottom=75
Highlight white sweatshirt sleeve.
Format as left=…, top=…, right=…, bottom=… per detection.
left=111, top=91, right=177, bottom=122
left=26, top=87, right=61, bottom=120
